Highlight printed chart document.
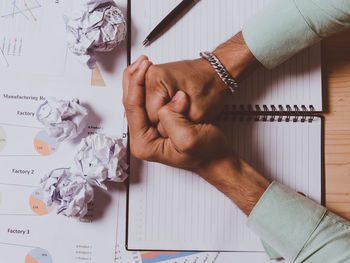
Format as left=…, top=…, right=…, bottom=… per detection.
left=0, top=0, right=69, bottom=75
left=0, top=79, right=126, bottom=263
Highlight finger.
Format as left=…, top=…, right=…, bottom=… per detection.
left=123, top=56, right=149, bottom=103
left=129, top=55, right=149, bottom=73
left=135, top=134, right=182, bottom=167
left=125, top=60, right=153, bottom=137
left=132, top=60, right=153, bottom=87
left=157, top=90, right=189, bottom=138
left=123, top=69, right=130, bottom=103
left=146, top=88, right=170, bottom=124
left=125, top=60, right=152, bottom=107
left=158, top=91, right=197, bottom=151
left=145, top=66, right=173, bottom=124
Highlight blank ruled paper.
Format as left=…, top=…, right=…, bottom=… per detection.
left=128, top=0, right=323, bottom=252
left=128, top=118, right=322, bottom=251
left=130, top=0, right=322, bottom=111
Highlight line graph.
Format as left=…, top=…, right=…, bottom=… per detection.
left=0, top=0, right=42, bottom=68
left=1, top=0, right=42, bottom=22
left=0, top=47, right=9, bottom=68
left=0, top=0, right=67, bottom=74
left=0, top=36, right=23, bottom=69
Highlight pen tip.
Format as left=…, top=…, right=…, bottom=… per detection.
left=142, top=39, right=150, bottom=47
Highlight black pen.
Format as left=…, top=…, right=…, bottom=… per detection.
left=143, top=0, right=200, bottom=46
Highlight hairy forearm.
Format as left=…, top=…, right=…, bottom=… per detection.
left=214, top=31, right=259, bottom=82
left=194, top=33, right=267, bottom=213
left=199, top=155, right=270, bottom=215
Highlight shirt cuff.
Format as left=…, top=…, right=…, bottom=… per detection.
left=247, top=181, right=327, bottom=262
left=261, top=240, right=282, bottom=260
left=242, top=0, right=350, bottom=69
left=243, top=0, right=321, bottom=69
left=242, top=0, right=322, bottom=69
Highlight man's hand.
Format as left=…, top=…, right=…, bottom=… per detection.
left=123, top=56, right=269, bottom=215
left=123, top=56, right=232, bottom=174
left=145, top=58, right=228, bottom=124
left=144, top=32, right=259, bottom=126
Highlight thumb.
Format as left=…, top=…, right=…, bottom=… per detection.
left=158, top=91, right=197, bottom=151
left=157, top=90, right=189, bottom=137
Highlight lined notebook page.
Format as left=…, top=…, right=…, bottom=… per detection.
left=128, top=118, right=322, bottom=251
left=130, top=0, right=322, bottom=111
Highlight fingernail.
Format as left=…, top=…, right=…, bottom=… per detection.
left=137, top=60, right=147, bottom=71
left=130, top=57, right=143, bottom=71
left=136, top=56, right=144, bottom=63
left=172, top=91, right=182, bottom=102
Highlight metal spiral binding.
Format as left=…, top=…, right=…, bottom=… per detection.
left=270, top=105, right=277, bottom=122
left=293, top=105, right=300, bottom=122
left=220, top=104, right=317, bottom=122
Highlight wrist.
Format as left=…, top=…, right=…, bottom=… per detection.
left=192, top=58, right=229, bottom=95
left=198, top=155, right=270, bottom=215
left=213, top=31, right=259, bottom=82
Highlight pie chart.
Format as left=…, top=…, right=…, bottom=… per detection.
left=29, top=189, right=53, bottom=216
left=25, top=248, right=52, bottom=263
left=0, top=126, right=7, bottom=152
left=33, top=130, right=59, bottom=156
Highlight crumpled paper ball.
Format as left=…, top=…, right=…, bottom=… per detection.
left=74, top=133, right=128, bottom=189
left=65, top=0, right=127, bottom=68
left=41, top=168, right=94, bottom=218
left=36, top=98, right=88, bottom=142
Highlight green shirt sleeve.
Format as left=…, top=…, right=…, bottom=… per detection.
left=242, top=0, right=350, bottom=69
left=247, top=181, right=350, bottom=262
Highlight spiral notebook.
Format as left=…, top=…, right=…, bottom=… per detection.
left=127, top=0, right=323, bottom=252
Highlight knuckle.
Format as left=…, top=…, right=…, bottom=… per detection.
left=191, top=113, right=203, bottom=123
left=139, top=55, right=149, bottom=61
left=190, top=106, right=205, bottom=123
left=123, top=100, right=134, bottom=111
left=124, top=106, right=141, bottom=123
left=146, top=65, right=158, bottom=79
left=146, top=65, right=164, bottom=85
left=123, top=103, right=140, bottom=119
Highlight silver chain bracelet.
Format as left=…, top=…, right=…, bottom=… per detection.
left=200, top=51, right=238, bottom=94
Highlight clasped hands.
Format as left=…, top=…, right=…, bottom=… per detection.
left=123, top=55, right=233, bottom=179
left=123, top=32, right=270, bottom=215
